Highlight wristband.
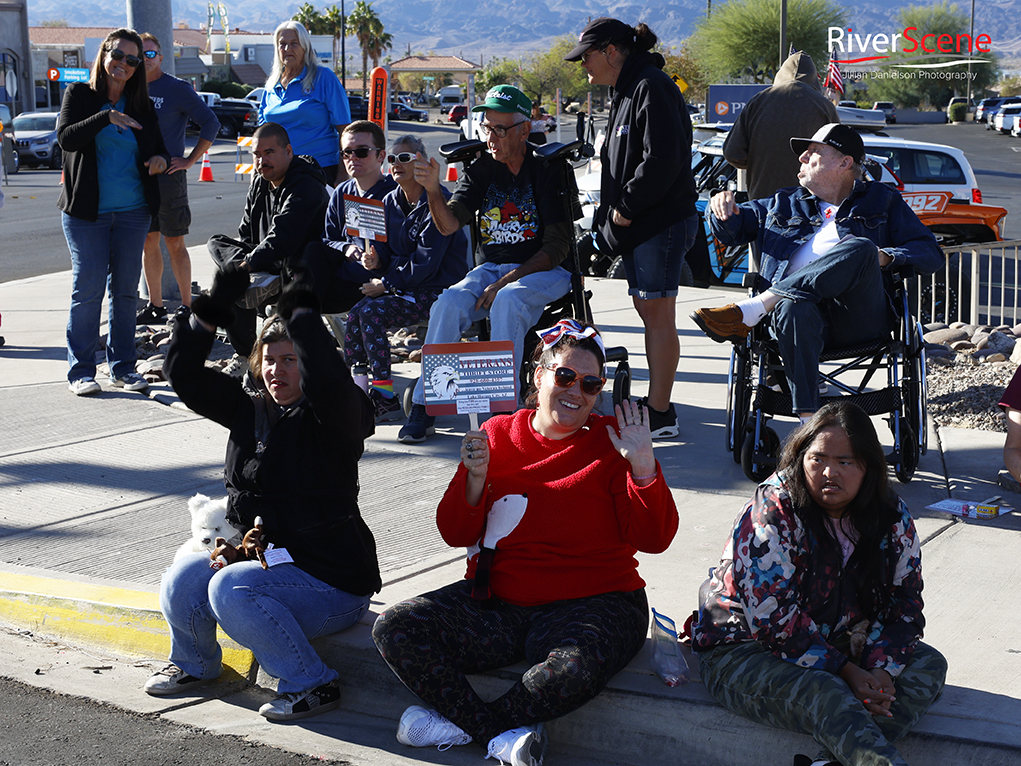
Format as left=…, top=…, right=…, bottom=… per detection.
left=631, top=471, right=657, bottom=482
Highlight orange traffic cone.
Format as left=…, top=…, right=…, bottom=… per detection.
left=199, top=152, right=214, bottom=182
left=445, top=164, right=458, bottom=182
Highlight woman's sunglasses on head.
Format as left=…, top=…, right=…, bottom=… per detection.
left=109, top=49, right=142, bottom=68
left=544, top=364, right=605, bottom=396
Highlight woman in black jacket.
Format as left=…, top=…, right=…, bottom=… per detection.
left=144, top=276, right=382, bottom=723
left=58, top=28, right=170, bottom=396
left=566, top=18, right=699, bottom=440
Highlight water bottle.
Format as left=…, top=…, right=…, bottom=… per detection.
left=351, top=363, right=369, bottom=393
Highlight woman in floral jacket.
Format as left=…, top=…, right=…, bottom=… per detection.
left=694, top=402, right=946, bottom=766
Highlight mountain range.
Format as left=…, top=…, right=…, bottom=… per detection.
left=28, top=0, right=1021, bottom=65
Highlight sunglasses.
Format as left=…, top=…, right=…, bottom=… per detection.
left=109, top=49, right=142, bottom=68
left=341, top=146, right=380, bottom=159
left=387, top=152, right=416, bottom=164
left=544, top=364, right=605, bottom=396
left=479, top=120, right=526, bottom=138
left=143, top=50, right=160, bottom=59
left=580, top=47, right=608, bottom=64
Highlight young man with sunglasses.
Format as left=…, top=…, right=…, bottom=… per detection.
left=295, top=120, right=396, bottom=313
left=135, top=32, right=221, bottom=325
left=400, top=85, right=573, bottom=443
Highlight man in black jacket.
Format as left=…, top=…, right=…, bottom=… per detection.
left=207, top=122, right=329, bottom=371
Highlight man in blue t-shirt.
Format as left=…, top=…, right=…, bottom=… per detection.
left=136, top=32, right=221, bottom=325
left=398, top=85, right=573, bottom=444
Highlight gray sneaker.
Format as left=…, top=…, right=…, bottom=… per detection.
left=111, top=372, right=149, bottom=392
left=258, top=680, right=341, bottom=721
left=69, top=377, right=101, bottom=396
left=143, top=664, right=215, bottom=696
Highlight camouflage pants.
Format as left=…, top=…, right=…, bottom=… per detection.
left=697, top=641, right=947, bottom=766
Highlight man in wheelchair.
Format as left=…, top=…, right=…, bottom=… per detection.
left=399, top=85, right=574, bottom=443
left=691, top=123, right=943, bottom=419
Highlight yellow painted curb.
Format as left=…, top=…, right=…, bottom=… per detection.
left=0, top=572, right=256, bottom=679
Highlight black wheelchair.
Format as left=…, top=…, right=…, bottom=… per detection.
left=401, top=138, right=632, bottom=416
left=726, top=265, right=928, bottom=484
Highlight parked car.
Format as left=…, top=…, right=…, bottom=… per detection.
left=835, top=105, right=887, bottom=132
left=982, top=96, right=1021, bottom=129
left=859, top=134, right=983, bottom=204
left=12, top=111, right=61, bottom=169
left=1012, top=114, right=1021, bottom=138
left=872, top=101, right=897, bottom=123
left=838, top=100, right=858, bottom=108
left=392, top=103, right=428, bottom=122
left=447, top=104, right=468, bottom=124
left=993, top=103, right=1021, bottom=134
left=975, top=97, right=1003, bottom=123
left=461, top=110, right=484, bottom=141
left=245, top=87, right=266, bottom=105
left=348, top=95, right=369, bottom=122
left=0, top=103, right=17, bottom=175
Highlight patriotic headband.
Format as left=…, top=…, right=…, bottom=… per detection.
left=536, top=318, right=605, bottom=357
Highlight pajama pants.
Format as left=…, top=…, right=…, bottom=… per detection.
left=343, top=289, right=439, bottom=382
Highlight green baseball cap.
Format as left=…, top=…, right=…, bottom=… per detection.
left=471, top=85, right=532, bottom=119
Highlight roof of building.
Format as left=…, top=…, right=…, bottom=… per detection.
left=231, top=63, right=267, bottom=87
left=389, top=55, right=481, bottom=72
left=28, top=26, right=263, bottom=52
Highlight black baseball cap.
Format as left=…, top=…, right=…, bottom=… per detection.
left=790, top=123, right=865, bottom=164
left=564, top=17, right=634, bottom=61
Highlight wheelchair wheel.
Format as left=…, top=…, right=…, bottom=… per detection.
left=611, top=360, right=631, bottom=408
left=741, top=426, right=779, bottom=483
left=726, top=347, right=752, bottom=462
left=894, top=421, right=919, bottom=484
left=402, top=377, right=417, bottom=417
left=903, top=324, right=928, bottom=456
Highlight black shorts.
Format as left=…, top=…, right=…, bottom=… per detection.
left=149, top=170, right=191, bottom=237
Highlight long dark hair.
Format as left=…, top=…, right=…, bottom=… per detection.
left=778, top=401, right=901, bottom=618
left=523, top=323, right=605, bottom=409
left=90, top=28, right=152, bottom=115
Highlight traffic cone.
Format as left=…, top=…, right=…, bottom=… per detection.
left=445, top=164, right=458, bottom=182
left=199, top=152, right=214, bottom=182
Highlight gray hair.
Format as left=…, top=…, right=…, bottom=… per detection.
left=391, top=135, right=426, bottom=157
left=266, top=21, right=320, bottom=93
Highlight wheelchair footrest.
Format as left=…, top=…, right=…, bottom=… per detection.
left=752, top=385, right=903, bottom=417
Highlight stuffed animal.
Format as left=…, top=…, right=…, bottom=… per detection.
left=174, top=494, right=243, bottom=561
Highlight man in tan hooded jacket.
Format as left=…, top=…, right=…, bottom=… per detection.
left=723, top=52, right=839, bottom=200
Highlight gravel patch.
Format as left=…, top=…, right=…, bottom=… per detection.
left=926, top=358, right=1015, bottom=432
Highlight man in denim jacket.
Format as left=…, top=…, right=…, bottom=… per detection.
left=691, top=124, right=942, bottom=417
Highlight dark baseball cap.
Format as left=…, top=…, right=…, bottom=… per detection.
left=564, top=17, right=634, bottom=61
left=790, top=123, right=865, bottom=164
left=471, top=85, right=532, bottom=119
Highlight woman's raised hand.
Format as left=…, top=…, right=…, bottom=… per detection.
left=462, top=430, right=489, bottom=506
left=108, top=109, right=142, bottom=131
left=144, top=155, right=167, bottom=175
left=607, top=400, right=656, bottom=482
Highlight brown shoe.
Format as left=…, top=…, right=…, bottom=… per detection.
left=690, top=304, right=751, bottom=344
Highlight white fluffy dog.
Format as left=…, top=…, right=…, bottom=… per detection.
left=174, top=494, right=243, bottom=561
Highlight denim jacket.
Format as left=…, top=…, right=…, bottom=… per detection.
left=709, top=180, right=943, bottom=291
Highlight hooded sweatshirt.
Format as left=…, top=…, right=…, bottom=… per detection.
left=723, top=52, right=839, bottom=200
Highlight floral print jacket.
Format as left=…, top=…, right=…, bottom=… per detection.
left=693, top=474, right=924, bottom=678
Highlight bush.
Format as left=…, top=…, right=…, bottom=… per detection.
left=201, top=79, right=250, bottom=99
left=948, top=102, right=968, bottom=122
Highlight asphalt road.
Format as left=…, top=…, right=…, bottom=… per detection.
left=1, top=119, right=1018, bottom=286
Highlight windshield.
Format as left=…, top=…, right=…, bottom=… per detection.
left=13, top=115, right=57, bottom=132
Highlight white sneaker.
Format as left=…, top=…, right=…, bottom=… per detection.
left=396, top=705, right=472, bottom=750
left=111, top=372, right=149, bottom=392
left=143, top=664, right=215, bottom=696
left=486, top=724, right=547, bottom=766
left=69, top=377, right=101, bottom=396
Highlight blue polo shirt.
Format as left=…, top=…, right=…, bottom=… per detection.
left=260, top=66, right=351, bottom=168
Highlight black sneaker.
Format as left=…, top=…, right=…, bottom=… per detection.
left=369, top=388, right=403, bottom=423
left=136, top=302, right=168, bottom=325
left=398, top=403, right=435, bottom=443
left=258, top=680, right=341, bottom=721
left=639, top=397, right=679, bottom=440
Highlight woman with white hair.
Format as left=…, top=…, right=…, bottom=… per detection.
left=259, top=20, right=350, bottom=183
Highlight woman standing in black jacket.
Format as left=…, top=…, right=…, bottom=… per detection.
left=145, top=277, right=382, bottom=722
left=567, top=18, right=699, bottom=440
left=58, top=28, right=169, bottom=396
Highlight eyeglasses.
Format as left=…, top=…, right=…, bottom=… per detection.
left=543, top=364, right=605, bottom=396
left=341, top=146, right=380, bottom=159
left=580, top=47, right=607, bottom=64
left=109, top=49, right=142, bottom=68
left=479, top=120, right=526, bottom=138
left=143, top=50, right=160, bottom=59
left=387, top=152, right=416, bottom=164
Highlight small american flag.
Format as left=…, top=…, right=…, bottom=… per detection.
left=824, top=50, right=844, bottom=95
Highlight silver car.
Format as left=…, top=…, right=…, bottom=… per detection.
left=13, top=111, right=61, bottom=169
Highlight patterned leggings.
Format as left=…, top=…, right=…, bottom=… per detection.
left=697, top=641, right=947, bottom=766
left=372, top=580, right=649, bottom=745
left=343, top=289, right=440, bottom=382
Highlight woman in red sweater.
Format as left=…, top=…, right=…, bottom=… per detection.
left=373, top=319, right=678, bottom=766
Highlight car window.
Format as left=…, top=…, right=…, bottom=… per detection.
left=0, top=104, right=11, bottom=124
left=910, top=150, right=965, bottom=184
left=13, top=115, right=57, bottom=131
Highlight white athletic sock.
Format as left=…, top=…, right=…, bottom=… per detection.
left=735, top=296, right=768, bottom=327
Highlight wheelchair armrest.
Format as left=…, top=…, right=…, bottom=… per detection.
left=439, top=140, right=486, bottom=164
left=604, top=345, right=628, bottom=364
left=532, top=140, right=594, bottom=163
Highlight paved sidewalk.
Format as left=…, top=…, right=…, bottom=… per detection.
left=1, top=251, right=1020, bottom=765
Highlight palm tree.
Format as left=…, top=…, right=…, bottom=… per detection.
left=292, top=3, right=324, bottom=35
left=368, top=28, right=393, bottom=70
left=323, top=5, right=344, bottom=71
left=347, top=1, right=388, bottom=93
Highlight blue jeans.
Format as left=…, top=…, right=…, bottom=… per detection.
left=412, top=262, right=572, bottom=406
left=622, top=215, right=699, bottom=299
left=160, top=553, right=370, bottom=693
left=768, top=236, right=890, bottom=412
left=62, top=209, right=150, bottom=381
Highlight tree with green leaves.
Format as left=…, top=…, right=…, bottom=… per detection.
left=477, top=57, right=522, bottom=97
left=662, top=42, right=711, bottom=105
left=518, top=36, right=591, bottom=108
left=866, top=2, right=998, bottom=108
left=347, top=1, right=391, bottom=93
left=689, top=0, right=848, bottom=83
left=292, top=3, right=326, bottom=35
left=322, top=5, right=345, bottom=69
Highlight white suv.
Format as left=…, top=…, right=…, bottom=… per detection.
left=859, top=134, right=982, bottom=204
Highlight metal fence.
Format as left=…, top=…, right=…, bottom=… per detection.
left=914, top=239, right=1021, bottom=327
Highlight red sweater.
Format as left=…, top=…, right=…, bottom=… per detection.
left=437, top=409, right=678, bottom=606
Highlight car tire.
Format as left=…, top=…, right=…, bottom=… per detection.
left=50, top=145, right=62, bottom=170
left=217, top=120, right=237, bottom=139
left=9, top=149, right=18, bottom=174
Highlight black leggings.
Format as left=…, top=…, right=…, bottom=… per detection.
left=372, top=579, right=648, bottom=744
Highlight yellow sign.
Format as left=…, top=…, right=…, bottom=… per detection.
left=670, top=74, right=688, bottom=94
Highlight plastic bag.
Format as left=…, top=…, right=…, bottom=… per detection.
left=650, top=608, right=689, bottom=686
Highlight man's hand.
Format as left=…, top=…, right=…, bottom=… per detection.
left=413, top=153, right=442, bottom=192
left=878, top=248, right=894, bottom=268
left=475, top=277, right=508, bottom=311
left=709, top=190, right=740, bottom=221
left=361, top=279, right=385, bottom=297
left=611, top=208, right=632, bottom=227
left=345, top=244, right=364, bottom=263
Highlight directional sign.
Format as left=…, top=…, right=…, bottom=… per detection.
left=47, top=67, right=90, bottom=83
